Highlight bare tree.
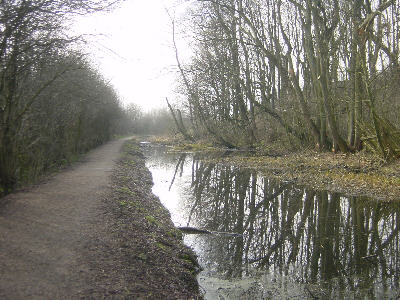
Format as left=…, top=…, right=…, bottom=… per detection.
left=173, top=0, right=399, bottom=158
left=0, top=0, right=125, bottom=194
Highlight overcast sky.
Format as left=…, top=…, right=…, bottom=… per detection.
left=72, top=0, right=192, bottom=112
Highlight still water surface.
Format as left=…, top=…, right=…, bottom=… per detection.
left=142, top=143, right=400, bottom=299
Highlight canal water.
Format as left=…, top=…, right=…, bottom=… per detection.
left=141, top=143, right=400, bottom=299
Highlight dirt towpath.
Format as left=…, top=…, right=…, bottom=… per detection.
left=0, top=139, right=127, bottom=299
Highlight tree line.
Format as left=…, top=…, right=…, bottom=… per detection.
left=124, top=103, right=175, bottom=136
left=172, top=0, right=400, bottom=158
left=0, top=0, right=130, bottom=195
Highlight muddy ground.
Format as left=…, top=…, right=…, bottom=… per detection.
left=0, top=138, right=201, bottom=299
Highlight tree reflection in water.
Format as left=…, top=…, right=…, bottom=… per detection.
left=144, top=146, right=400, bottom=299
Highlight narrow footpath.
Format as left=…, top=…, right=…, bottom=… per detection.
left=0, top=139, right=126, bottom=299
left=0, top=139, right=200, bottom=299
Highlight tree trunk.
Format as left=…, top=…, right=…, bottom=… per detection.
left=166, top=98, right=194, bottom=142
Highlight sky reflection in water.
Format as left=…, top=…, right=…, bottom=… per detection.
left=142, top=144, right=400, bottom=300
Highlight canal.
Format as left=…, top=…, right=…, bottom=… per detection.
left=142, top=142, right=400, bottom=299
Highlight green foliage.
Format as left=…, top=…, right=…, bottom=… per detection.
left=137, top=253, right=148, bottom=261
left=117, top=187, right=136, bottom=196
left=155, top=242, right=168, bottom=251
left=119, top=200, right=130, bottom=207
left=145, top=215, right=158, bottom=226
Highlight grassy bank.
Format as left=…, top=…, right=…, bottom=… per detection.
left=103, top=139, right=201, bottom=299
left=147, top=135, right=400, bottom=202
left=220, top=150, right=400, bottom=202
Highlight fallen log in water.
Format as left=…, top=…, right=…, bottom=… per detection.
left=178, top=226, right=212, bottom=234
left=178, top=226, right=242, bottom=237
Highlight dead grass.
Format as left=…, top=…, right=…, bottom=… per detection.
left=219, top=150, right=400, bottom=201
left=147, top=134, right=400, bottom=201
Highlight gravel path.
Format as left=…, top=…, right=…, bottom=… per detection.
left=0, top=139, right=127, bottom=299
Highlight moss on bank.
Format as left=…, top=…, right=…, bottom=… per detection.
left=103, top=139, right=202, bottom=299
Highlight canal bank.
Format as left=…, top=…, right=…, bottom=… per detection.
left=103, top=140, right=201, bottom=299
left=142, top=140, right=400, bottom=299
left=149, top=136, right=400, bottom=202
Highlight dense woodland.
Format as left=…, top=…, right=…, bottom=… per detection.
left=0, top=0, right=134, bottom=195
left=171, top=0, right=400, bottom=158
